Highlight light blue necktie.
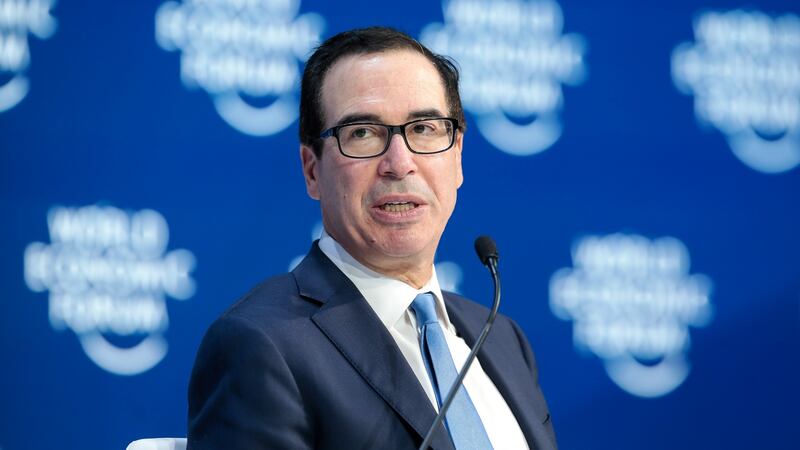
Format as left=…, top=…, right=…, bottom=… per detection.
left=411, top=293, right=493, bottom=450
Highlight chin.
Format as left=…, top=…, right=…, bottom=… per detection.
left=373, top=230, right=437, bottom=260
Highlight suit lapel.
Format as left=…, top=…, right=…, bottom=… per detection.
left=445, top=294, right=556, bottom=450
left=294, top=243, right=454, bottom=450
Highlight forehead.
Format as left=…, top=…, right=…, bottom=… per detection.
left=320, top=50, right=448, bottom=126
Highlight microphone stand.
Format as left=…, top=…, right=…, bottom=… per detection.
left=418, top=256, right=501, bottom=450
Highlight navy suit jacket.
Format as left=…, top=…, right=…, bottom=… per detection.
left=188, top=243, right=557, bottom=449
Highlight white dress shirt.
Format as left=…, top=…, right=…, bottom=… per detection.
left=318, top=231, right=529, bottom=450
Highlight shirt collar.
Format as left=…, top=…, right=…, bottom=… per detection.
left=318, top=229, right=452, bottom=331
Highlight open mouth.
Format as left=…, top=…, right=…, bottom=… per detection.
left=379, top=201, right=418, bottom=213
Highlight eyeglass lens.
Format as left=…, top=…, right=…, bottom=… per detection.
left=338, top=119, right=454, bottom=157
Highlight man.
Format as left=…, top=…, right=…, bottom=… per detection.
left=188, top=27, right=557, bottom=450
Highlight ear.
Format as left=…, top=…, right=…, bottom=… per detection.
left=300, top=144, right=320, bottom=200
left=454, top=132, right=464, bottom=188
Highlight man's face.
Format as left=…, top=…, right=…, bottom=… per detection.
left=301, top=50, right=463, bottom=284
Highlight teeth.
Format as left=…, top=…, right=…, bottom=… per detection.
left=380, top=202, right=416, bottom=212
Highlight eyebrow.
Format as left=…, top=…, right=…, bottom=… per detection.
left=407, top=108, right=446, bottom=121
left=334, top=113, right=382, bottom=127
left=332, top=108, right=447, bottom=127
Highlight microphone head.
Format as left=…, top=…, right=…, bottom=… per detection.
left=474, top=235, right=499, bottom=266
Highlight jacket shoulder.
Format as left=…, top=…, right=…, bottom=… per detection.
left=442, top=290, right=516, bottom=328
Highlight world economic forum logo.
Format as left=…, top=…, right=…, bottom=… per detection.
left=549, top=233, right=713, bottom=398
left=155, top=0, right=324, bottom=136
left=672, top=9, right=800, bottom=173
left=24, top=205, right=196, bottom=376
left=0, top=0, right=57, bottom=112
left=421, top=0, right=587, bottom=156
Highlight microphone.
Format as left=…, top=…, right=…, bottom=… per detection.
left=418, top=236, right=502, bottom=450
left=474, top=235, right=499, bottom=267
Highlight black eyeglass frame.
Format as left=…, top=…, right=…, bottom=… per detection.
left=318, top=117, right=461, bottom=159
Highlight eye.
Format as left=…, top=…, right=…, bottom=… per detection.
left=346, top=125, right=379, bottom=140
left=410, top=121, right=439, bottom=135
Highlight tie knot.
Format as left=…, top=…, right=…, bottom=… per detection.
left=411, top=292, right=439, bottom=326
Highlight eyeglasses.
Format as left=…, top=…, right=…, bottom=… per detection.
left=319, top=117, right=460, bottom=159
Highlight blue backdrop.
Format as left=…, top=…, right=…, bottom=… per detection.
left=2, top=1, right=798, bottom=449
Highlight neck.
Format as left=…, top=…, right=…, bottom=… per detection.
left=323, top=231, right=435, bottom=289
left=359, top=259, right=433, bottom=289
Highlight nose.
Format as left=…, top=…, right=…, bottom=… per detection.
left=377, top=133, right=417, bottom=179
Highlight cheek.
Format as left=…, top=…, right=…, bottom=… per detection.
left=432, top=164, right=461, bottom=211
left=318, top=172, right=345, bottom=216
left=325, top=170, right=367, bottom=213
left=442, top=188, right=458, bottom=214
